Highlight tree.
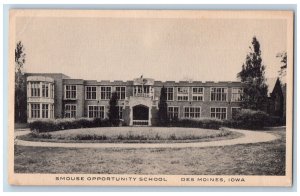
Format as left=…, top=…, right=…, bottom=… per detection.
left=276, top=51, right=287, bottom=81
left=158, top=86, right=169, bottom=125
left=15, top=41, right=27, bottom=123
left=108, top=92, right=120, bottom=126
left=237, top=36, right=268, bottom=111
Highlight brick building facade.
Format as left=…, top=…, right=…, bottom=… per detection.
left=26, top=73, right=244, bottom=125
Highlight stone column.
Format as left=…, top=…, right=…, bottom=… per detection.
left=129, top=106, right=133, bottom=126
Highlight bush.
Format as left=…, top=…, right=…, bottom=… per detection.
left=232, top=109, right=269, bottom=129
left=29, top=118, right=112, bottom=133
left=168, top=118, right=223, bottom=130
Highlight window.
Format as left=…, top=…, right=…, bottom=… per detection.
left=86, top=86, right=97, bottom=100
left=31, top=103, right=40, bottom=118
left=166, top=87, right=174, bottom=101
left=192, top=87, right=204, bottom=101
left=100, top=86, right=111, bottom=100
left=177, top=87, right=189, bottom=101
left=231, top=107, right=241, bottom=119
left=211, top=87, right=227, bottom=101
left=42, top=104, right=49, bottom=118
left=50, top=84, right=54, bottom=98
left=184, top=107, right=201, bottom=118
left=118, top=106, right=123, bottom=119
left=88, top=105, right=105, bottom=118
left=231, top=88, right=243, bottom=102
left=168, top=106, right=179, bottom=120
left=42, top=83, right=49, bottom=98
left=65, top=85, right=77, bottom=99
left=116, top=87, right=126, bottom=100
left=30, top=82, right=40, bottom=97
left=65, top=104, right=76, bottom=118
left=50, top=104, right=54, bottom=119
left=211, top=107, right=227, bottom=120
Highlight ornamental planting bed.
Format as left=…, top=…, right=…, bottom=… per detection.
left=17, top=127, right=243, bottom=143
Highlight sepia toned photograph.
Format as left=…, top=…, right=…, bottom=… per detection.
left=8, top=10, right=293, bottom=186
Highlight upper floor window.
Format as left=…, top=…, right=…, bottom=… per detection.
left=177, top=87, right=189, bottom=101
left=65, top=104, right=76, bottom=118
left=100, top=86, right=112, bottom=100
left=192, top=87, right=204, bottom=101
left=184, top=107, right=201, bottom=118
left=211, top=87, right=227, bottom=101
left=65, top=85, right=77, bottom=99
left=42, top=83, right=49, bottom=98
left=231, top=88, right=243, bottom=102
left=116, top=87, right=126, bottom=100
left=85, top=86, right=97, bottom=100
left=50, top=84, right=54, bottom=98
left=166, top=87, right=174, bottom=101
left=30, top=82, right=40, bottom=97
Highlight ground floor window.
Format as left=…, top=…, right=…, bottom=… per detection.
left=50, top=104, right=54, bottom=118
left=42, top=104, right=49, bottom=118
left=88, top=105, right=105, bottom=118
left=117, top=106, right=123, bottom=119
left=31, top=103, right=40, bottom=118
left=184, top=107, right=201, bottom=118
left=168, top=106, right=179, bottom=120
left=65, top=104, right=77, bottom=118
left=231, top=107, right=241, bottom=119
left=211, top=107, right=227, bottom=120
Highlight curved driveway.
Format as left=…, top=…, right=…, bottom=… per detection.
left=14, top=129, right=279, bottom=149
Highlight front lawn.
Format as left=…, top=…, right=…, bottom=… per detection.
left=14, top=127, right=286, bottom=175
left=17, top=127, right=242, bottom=143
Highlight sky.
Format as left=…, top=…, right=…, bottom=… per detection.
left=16, top=15, right=287, bottom=82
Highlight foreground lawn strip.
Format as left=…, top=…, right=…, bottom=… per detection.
left=14, top=128, right=285, bottom=175
left=17, top=127, right=243, bottom=144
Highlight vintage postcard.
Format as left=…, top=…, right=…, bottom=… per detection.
left=8, top=10, right=294, bottom=186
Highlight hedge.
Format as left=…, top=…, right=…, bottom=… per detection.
left=29, top=118, right=113, bottom=133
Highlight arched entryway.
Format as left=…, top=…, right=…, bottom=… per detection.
left=132, top=105, right=149, bottom=126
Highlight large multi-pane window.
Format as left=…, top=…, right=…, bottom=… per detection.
left=192, top=87, right=204, bottom=101
left=65, top=85, right=77, bottom=99
left=168, top=106, right=179, bottom=120
left=231, top=88, right=243, bottom=102
left=88, top=105, right=105, bottom=118
left=184, top=107, right=201, bottom=118
left=42, top=83, right=49, bottom=98
left=65, top=104, right=76, bottom=118
left=100, top=86, right=111, bottom=100
left=50, top=84, right=54, bottom=98
left=42, top=104, right=49, bottom=118
left=211, top=107, right=227, bottom=120
left=30, top=82, right=40, bottom=97
left=210, top=87, right=227, bottom=101
left=177, top=87, right=189, bottom=101
left=50, top=104, right=54, bottom=119
left=231, top=107, right=241, bottom=119
left=85, top=86, right=97, bottom=100
left=30, top=103, right=40, bottom=118
left=116, top=87, right=126, bottom=100
left=166, top=87, right=174, bottom=101
left=118, top=106, right=123, bottom=119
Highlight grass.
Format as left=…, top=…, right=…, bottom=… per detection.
left=14, top=127, right=286, bottom=175
left=17, top=127, right=241, bottom=143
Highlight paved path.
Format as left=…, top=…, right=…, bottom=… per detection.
left=14, top=129, right=279, bottom=149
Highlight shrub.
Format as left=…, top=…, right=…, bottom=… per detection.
left=29, top=118, right=112, bottom=133
left=169, top=118, right=223, bottom=130
left=233, top=109, right=269, bottom=129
